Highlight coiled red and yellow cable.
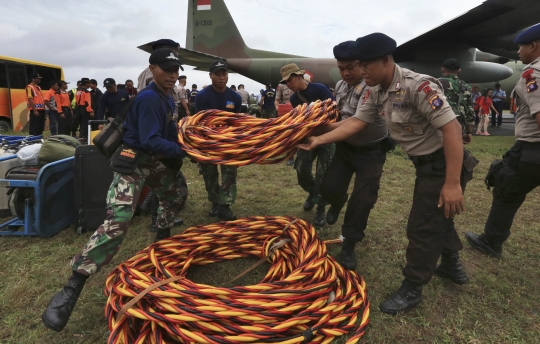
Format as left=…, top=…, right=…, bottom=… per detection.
left=105, top=216, right=369, bottom=344
left=177, top=99, right=338, bottom=166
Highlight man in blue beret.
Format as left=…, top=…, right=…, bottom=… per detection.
left=318, top=40, right=391, bottom=271
left=466, top=24, right=540, bottom=260
left=298, top=32, right=478, bottom=315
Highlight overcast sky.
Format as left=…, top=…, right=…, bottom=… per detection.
left=1, top=0, right=486, bottom=93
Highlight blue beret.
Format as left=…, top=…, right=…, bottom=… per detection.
left=333, top=41, right=355, bottom=60
left=151, top=39, right=179, bottom=50
left=347, top=33, right=397, bottom=61
left=515, top=23, right=540, bottom=44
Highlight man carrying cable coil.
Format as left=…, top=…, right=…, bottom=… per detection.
left=321, top=41, right=393, bottom=271
left=42, top=47, right=186, bottom=332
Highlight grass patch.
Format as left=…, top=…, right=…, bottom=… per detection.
left=1, top=136, right=539, bottom=343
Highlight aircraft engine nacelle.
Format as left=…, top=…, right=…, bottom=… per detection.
left=398, top=61, right=513, bottom=83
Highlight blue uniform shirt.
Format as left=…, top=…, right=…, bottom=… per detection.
left=97, top=89, right=130, bottom=120
left=491, top=89, right=506, bottom=102
left=290, top=82, right=335, bottom=107
left=188, top=89, right=198, bottom=103
left=122, top=82, right=183, bottom=158
left=261, top=88, right=276, bottom=109
left=195, top=85, right=242, bottom=113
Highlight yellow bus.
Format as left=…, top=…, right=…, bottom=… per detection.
left=0, top=55, right=64, bottom=132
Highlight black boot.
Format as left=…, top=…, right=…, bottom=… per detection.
left=435, top=252, right=469, bottom=284
left=465, top=232, right=502, bottom=258
left=379, top=279, right=423, bottom=315
left=149, top=214, right=158, bottom=232
left=208, top=203, right=219, bottom=217
left=217, top=204, right=237, bottom=221
left=326, top=205, right=342, bottom=225
left=313, top=206, right=325, bottom=227
left=303, top=195, right=315, bottom=211
left=42, top=271, right=88, bottom=332
left=154, top=228, right=171, bottom=242
left=173, top=218, right=184, bottom=227
left=340, top=239, right=357, bottom=270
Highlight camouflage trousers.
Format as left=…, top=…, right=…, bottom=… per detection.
left=71, top=152, right=185, bottom=276
left=295, top=143, right=335, bottom=207
left=200, top=163, right=237, bottom=205
left=261, top=108, right=277, bottom=119
left=248, top=105, right=261, bottom=118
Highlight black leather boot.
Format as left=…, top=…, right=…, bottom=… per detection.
left=217, top=205, right=237, bottom=221
left=465, top=232, right=502, bottom=258
left=326, top=205, right=342, bottom=225
left=42, top=271, right=88, bottom=332
left=379, top=279, right=423, bottom=315
left=340, top=239, right=357, bottom=270
left=303, top=195, right=315, bottom=211
left=208, top=203, right=219, bottom=217
left=154, top=228, right=171, bottom=242
left=173, top=219, right=184, bottom=227
left=149, top=214, right=158, bottom=232
left=314, top=206, right=325, bottom=227
left=435, top=252, right=470, bottom=284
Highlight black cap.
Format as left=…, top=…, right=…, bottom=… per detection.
left=348, top=33, right=397, bottom=61
left=89, top=79, right=98, bottom=84
left=57, top=80, right=69, bottom=87
left=192, top=84, right=197, bottom=88
left=103, top=78, right=116, bottom=87
left=495, top=83, right=501, bottom=87
left=333, top=41, right=355, bottom=60
left=149, top=48, right=184, bottom=71
left=514, top=23, right=540, bottom=44
left=29, top=73, right=42, bottom=79
left=151, top=39, right=180, bottom=50
left=442, top=58, right=460, bottom=70
left=178, top=75, right=187, bottom=80
left=80, top=78, right=90, bottom=83
left=210, top=59, right=229, bottom=73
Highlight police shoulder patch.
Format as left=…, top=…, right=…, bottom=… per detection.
left=429, top=95, right=444, bottom=110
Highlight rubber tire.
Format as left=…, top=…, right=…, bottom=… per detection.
left=0, top=120, right=12, bottom=132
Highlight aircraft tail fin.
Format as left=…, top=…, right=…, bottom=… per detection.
left=186, top=0, right=303, bottom=59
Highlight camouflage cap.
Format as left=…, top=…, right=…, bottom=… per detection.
left=280, top=63, right=305, bottom=84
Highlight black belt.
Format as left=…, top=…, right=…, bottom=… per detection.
left=518, top=141, right=540, bottom=150
left=339, top=140, right=384, bottom=153
left=409, top=148, right=445, bottom=165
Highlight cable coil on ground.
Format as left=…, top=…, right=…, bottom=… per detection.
left=178, top=99, right=338, bottom=166
left=105, top=216, right=370, bottom=343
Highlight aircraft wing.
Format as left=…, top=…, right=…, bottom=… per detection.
left=137, top=42, right=220, bottom=70
left=394, top=0, right=540, bottom=62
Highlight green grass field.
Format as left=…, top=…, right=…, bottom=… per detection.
left=1, top=136, right=539, bottom=344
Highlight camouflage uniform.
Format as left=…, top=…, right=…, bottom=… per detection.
left=71, top=152, right=185, bottom=275
left=261, top=108, right=277, bottom=119
left=200, top=164, right=237, bottom=205
left=248, top=104, right=261, bottom=117
left=438, top=75, right=475, bottom=133
left=295, top=144, right=335, bottom=207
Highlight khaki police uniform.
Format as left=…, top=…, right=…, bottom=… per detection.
left=483, top=56, right=540, bottom=245
left=354, top=64, right=477, bottom=285
left=137, top=67, right=153, bottom=93
left=276, top=84, right=293, bottom=103
left=321, top=79, right=389, bottom=242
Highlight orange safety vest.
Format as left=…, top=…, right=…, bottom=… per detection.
left=76, top=89, right=93, bottom=113
left=54, top=91, right=71, bottom=111
left=26, top=84, right=45, bottom=110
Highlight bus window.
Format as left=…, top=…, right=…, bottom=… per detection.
left=35, top=66, right=61, bottom=87
left=0, top=63, right=7, bottom=87
left=7, top=63, right=27, bottom=89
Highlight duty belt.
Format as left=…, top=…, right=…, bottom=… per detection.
left=339, top=140, right=383, bottom=153
left=409, top=148, right=445, bottom=165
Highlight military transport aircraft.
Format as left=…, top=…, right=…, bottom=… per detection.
left=139, top=0, right=537, bottom=88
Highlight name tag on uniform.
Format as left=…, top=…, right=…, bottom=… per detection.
left=226, top=101, right=235, bottom=109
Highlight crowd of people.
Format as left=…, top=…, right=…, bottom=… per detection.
left=39, top=22, right=540, bottom=334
